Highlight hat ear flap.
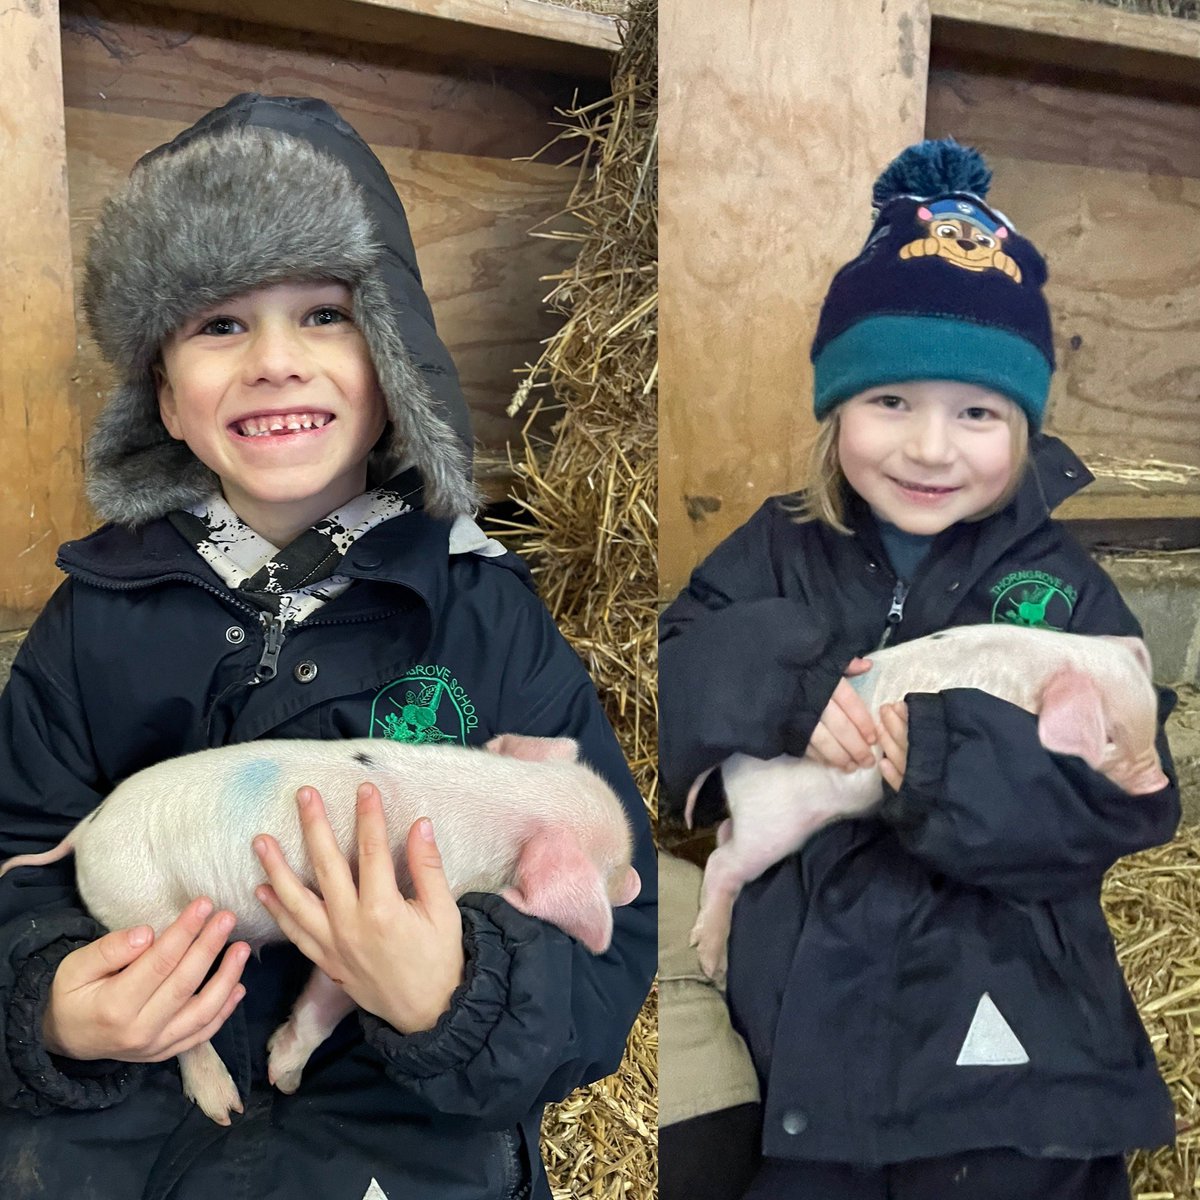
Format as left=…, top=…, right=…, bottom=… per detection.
left=353, top=275, right=478, bottom=519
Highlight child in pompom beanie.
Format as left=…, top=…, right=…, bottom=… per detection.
left=659, top=139, right=1178, bottom=1199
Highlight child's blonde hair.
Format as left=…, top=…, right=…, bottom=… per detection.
left=791, top=405, right=1030, bottom=534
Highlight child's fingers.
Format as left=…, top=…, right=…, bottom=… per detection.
left=876, top=703, right=908, bottom=784
left=405, top=818, right=459, bottom=924
left=809, top=721, right=871, bottom=773
left=254, top=882, right=328, bottom=966
left=155, top=941, right=250, bottom=1055
left=253, top=831, right=329, bottom=925
left=292, top=787, right=358, bottom=911
left=113, top=896, right=214, bottom=1001
left=59, top=923, right=156, bottom=990
left=825, top=690, right=876, bottom=768
left=879, top=755, right=901, bottom=791
left=355, top=783, right=401, bottom=908
left=138, top=909, right=239, bottom=1025
left=831, top=680, right=877, bottom=749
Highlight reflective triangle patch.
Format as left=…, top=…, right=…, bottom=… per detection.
left=362, top=1181, right=390, bottom=1200
left=956, top=992, right=1029, bottom=1066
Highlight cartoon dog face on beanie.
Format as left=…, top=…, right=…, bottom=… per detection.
left=899, top=198, right=1023, bottom=283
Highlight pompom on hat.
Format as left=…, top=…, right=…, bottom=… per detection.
left=810, top=139, right=1054, bottom=429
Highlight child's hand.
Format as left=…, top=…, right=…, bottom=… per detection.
left=805, top=657, right=876, bottom=772
left=253, top=784, right=465, bottom=1036
left=42, top=897, right=250, bottom=1062
left=876, top=701, right=909, bottom=791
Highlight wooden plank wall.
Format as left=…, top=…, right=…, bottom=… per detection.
left=1, top=0, right=598, bottom=630
left=659, top=0, right=931, bottom=601
left=1, top=0, right=89, bottom=629
left=660, top=0, right=1200, bottom=600
left=925, top=51, right=1200, bottom=521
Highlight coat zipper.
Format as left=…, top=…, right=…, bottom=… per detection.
left=255, top=612, right=285, bottom=682
left=875, top=579, right=909, bottom=650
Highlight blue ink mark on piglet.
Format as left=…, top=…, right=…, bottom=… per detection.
left=224, top=759, right=281, bottom=806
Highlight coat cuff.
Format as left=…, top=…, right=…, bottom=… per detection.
left=780, top=656, right=849, bottom=758
left=5, top=935, right=145, bottom=1114
left=357, top=899, right=515, bottom=1080
left=877, top=691, right=948, bottom=831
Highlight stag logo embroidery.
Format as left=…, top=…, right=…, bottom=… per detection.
left=369, top=665, right=478, bottom=745
left=899, top=198, right=1022, bottom=283
left=989, top=571, right=1077, bottom=630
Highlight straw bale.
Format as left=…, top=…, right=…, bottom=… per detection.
left=552, top=0, right=631, bottom=13
left=1073, top=0, right=1199, bottom=16
left=488, top=1, right=657, bottom=1196
left=1105, top=824, right=1200, bottom=1198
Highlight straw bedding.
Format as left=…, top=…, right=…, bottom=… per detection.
left=1108, top=823, right=1200, bottom=1199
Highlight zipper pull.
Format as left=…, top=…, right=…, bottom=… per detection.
left=255, top=613, right=285, bottom=682
left=875, top=580, right=909, bottom=650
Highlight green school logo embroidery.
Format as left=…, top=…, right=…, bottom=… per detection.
left=370, top=665, right=478, bottom=745
left=989, top=571, right=1077, bottom=630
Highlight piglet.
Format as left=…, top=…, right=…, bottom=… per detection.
left=686, top=624, right=1168, bottom=981
left=0, top=734, right=640, bottom=1123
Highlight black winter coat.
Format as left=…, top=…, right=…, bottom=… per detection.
left=659, top=434, right=1178, bottom=1165
left=0, top=508, right=656, bottom=1200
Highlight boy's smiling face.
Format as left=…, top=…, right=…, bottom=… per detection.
left=157, top=280, right=387, bottom=546
left=837, top=380, right=1020, bottom=535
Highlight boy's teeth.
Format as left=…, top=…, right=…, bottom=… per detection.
left=236, top=413, right=331, bottom=436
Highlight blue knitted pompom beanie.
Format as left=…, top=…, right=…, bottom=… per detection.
left=810, top=139, right=1053, bottom=429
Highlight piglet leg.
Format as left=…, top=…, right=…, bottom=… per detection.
left=267, top=968, right=355, bottom=1095
left=688, top=818, right=739, bottom=982
left=178, top=1040, right=243, bottom=1125
left=690, top=754, right=882, bottom=982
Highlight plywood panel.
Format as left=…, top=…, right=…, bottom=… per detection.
left=153, top=0, right=619, bottom=76
left=659, top=0, right=931, bottom=599
left=0, top=0, right=89, bottom=630
left=931, top=0, right=1200, bottom=92
left=67, top=108, right=577, bottom=488
left=926, top=63, right=1200, bottom=520
left=62, top=0, right=593, bottom=160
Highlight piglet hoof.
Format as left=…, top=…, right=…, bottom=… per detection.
left=696, top=935, right=729, bottom=986
left=179, top=1041, right=243, bottom=1125
left=266, top=1021, right=307, bottom=1095
left=688, top=915, right=729, bottom=985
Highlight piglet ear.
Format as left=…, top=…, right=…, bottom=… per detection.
left=613, top=866, right=641, bottom=908
left=1098, top=634, right=1153, bottom=680
left=485, top=734, right=579, bottom=763
left=1037, top=665, right=1108, bottom=768
left=503, top=829, right=614, bottom=954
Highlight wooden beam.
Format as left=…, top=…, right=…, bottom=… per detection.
left=0, top=0, right=87, bottom=631
left=931, top=0, right=1200, bottom=92
left=150, top=0, right=619, bottom=76
left=659, top=0, right=931, bottom=600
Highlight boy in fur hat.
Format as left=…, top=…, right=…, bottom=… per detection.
left=0, top=94, right=655, bottom=1200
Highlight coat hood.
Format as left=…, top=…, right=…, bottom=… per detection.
left=83, top=94, right=478, bottom=526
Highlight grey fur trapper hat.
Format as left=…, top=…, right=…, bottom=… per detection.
left=83, top=94, right=478, bottom=527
